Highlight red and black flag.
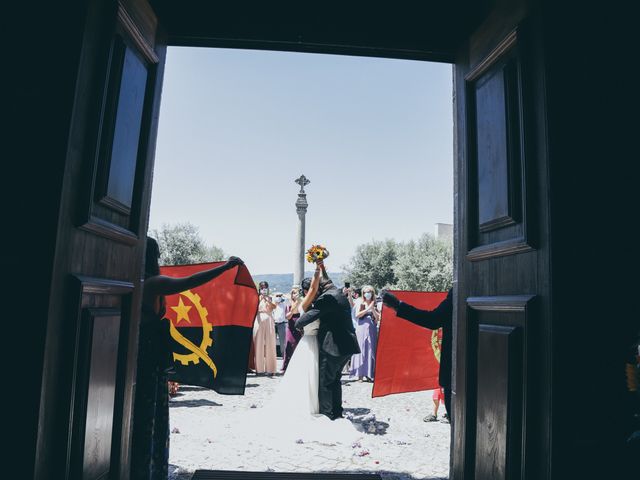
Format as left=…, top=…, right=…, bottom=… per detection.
left=160, top=262, right=258, bottom=395
left=373, top=290, right=447, bottom=397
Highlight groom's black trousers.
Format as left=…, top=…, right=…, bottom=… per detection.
left=318, top=351, right=351, bottom=419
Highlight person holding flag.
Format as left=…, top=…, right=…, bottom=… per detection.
left=131, top=236, right=244, bottom=480
left=381, top=288, right=453, bottom=421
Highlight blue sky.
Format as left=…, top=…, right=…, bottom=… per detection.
left=149, top=47, right=453, bottom=274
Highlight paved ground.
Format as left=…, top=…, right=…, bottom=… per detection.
left=168, top=364, right=450, bottom=480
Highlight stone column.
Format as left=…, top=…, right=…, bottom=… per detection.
left=293, top=175, right=310, bottom=287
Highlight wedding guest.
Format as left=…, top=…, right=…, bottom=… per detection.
left=346, top=287, right=362, bottom=328
left=424, top=387, right=446, bottom=422
left=343, top=287, right=361, bottom=373
left=273, top=292, right=287, bottom=359
left=375, top=294, right=383, bottom=327
left=247, top=339, right=256, bottom=373
left=254, top=281, right=278, bottom=376
left=131, top=237, right=243, bottom=480
left=350, top=285, right=380, bottom=382
left=282, top=286, right=303, bottom=372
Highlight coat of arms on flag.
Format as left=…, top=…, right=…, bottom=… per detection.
left=160, top=262, right=258, bottom=394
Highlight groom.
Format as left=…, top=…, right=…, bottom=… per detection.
left=296, top=274, right=360, bottom=420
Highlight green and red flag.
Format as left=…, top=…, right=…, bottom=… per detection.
left=160, top=262, right=258, bottom=395
left=373, top=290, right=448, bottom=398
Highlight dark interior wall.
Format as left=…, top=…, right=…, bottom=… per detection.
left=152, top=0, right=487, bottom=62
left=6, top=1, right=637, bottom=478
left=3, top=1, right=89, bottom=476
left=541, top=2, right=637, bottom=478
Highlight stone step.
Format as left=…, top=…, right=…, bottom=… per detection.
left=191, top=470, right=382, bottom=480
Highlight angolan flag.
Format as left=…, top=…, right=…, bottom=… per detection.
left=160, top=262, right=258, bottom=394
left=373, top=291, right=448, bottom=397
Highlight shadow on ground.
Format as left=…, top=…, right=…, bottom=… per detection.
left=170, top=399, right=223, bottom=408
left=169, top=464, right=194, bottom=480
left=344, top=407, right=371, bottom=416
left=344, top=407, right=390, bottom=435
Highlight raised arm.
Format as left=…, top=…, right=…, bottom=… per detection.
left=261, top=295, right=276, bottom=312
left=144, top=257, right=243, bottom=297
left=299, top=264, right=322, bottom=313
left=394, top=289, right=453, bottom=330
left=346, top=288, right=355, bottom=308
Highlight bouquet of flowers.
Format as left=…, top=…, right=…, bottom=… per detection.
left=306, top=244, right=329, bottom=279
left=305, top=244, right=329, bottom=263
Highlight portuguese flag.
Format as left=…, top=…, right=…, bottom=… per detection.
left=160, top=262, right=258, bottom=395
left=373, top=290, right=447, bottom=397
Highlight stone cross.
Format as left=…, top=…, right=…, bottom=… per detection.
left=295, top=174, right=310, bottom=193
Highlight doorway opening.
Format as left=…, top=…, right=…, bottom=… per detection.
left=147, top=46, right=454, bottom=480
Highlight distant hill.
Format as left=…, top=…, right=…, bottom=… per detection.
left=252, top=272, right=346, bottom=294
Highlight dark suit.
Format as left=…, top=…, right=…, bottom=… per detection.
left=396, top=288, right=453, bottom=416
left=296, top=287, right=360, bottom=419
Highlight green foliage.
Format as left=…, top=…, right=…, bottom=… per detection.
left=150, top=222, right=225, bottom=266
left=393, top=234, right=453, bottom=291
left=343, top=234, right=452, bottom=292
left=342, top=239, right=399, bottom=290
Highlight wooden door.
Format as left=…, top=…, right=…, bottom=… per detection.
left=34, top=1, right=165, bottom=479
left=452, top=3, right=552, bottom=480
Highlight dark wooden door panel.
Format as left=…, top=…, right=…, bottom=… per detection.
left=101, top=39, right=149, bottom=213
left=81, top=310, right=121, bottom=480
left=464, top=28, right=534, bottom=262
left=466, top=295, right=532, bottom=480
left=474, top=65, right=511, bottom=229
left=67, top=276, right=134, bottom=480
left=475, top=325, right=514, bottom=480
left=37, top=1, right=165, bottom=479
left=77, top=1, right=160, bottom=245
left=454, top=2, right=551, bottom=479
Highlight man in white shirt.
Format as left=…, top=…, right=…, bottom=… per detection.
left=272, top=292, right=287, bottom=361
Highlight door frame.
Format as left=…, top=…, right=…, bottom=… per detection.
left=34, top=2, right=556, bottom=479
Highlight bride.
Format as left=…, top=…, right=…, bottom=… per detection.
left=268, top=265, right=321, bottom=416
left=249, top=263, right=362, bottom=445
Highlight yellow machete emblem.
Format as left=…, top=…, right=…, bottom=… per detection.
left=169, top=290, right=217, bottom=377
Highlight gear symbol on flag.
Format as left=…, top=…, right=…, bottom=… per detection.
left=431, top=328, right=442, bottom=363
left=169, top=290, right=216, bottom=376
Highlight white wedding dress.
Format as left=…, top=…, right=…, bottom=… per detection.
left=245, top=315, right=362, bottom=446
left=268, top=318, right=321, bottom=417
